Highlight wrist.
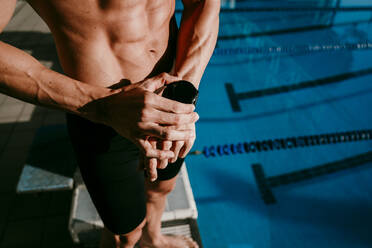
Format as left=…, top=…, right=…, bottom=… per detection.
left=171, top=72, right=200, bottom=89
left=77, top=84, right=121, bottom=125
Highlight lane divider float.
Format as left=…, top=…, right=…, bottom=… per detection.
left=190, top=129, right=372, bottom=157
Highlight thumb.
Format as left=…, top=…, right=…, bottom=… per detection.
left=141, top=76, right=166, bottom=92
left=160, top=73, right=182, bottom=85
left=142, top=73, right=181, bottom=92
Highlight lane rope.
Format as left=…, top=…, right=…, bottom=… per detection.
left=190, top=129, right=372, bottom=157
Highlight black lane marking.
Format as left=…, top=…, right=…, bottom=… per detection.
left=225, top=83, right=241, bottom=113
left=252, top=151, right=372, bottom=205
left=225, top=67, right=372, bottom=112
left=201, top=87, right=372, bottom=123
left=330, top=0, right=342, bottom=25
left=202, top=129, right=372, bottom=157
left=252, top=164, right=277, bottom=204
left=218, top=19, right=372, bottom=40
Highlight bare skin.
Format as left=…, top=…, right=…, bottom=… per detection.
left=0, top=0, right=219, bottom=247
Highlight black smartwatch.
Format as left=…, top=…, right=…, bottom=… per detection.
left=162, top=80, right=198, bottom=105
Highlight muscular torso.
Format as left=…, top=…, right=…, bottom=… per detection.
left=28, top=0, right=176, bottom=87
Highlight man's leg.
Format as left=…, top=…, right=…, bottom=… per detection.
left=139, top=176, right=199, bottom=248
left=99, top=176, right=197, bottom=248
left=142, top=177, right=177, bottom=243
left=100, top=219, right=145, bottom=248
left=66, top=113, right=148, bottom=248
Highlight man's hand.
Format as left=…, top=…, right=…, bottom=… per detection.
left=174, top=122, right=196, bottom=159
left=158, top=122, right=196, bottom=165
left=139, top=122, right=196, bottom=182
left=102, top=73, right=199, bottom=161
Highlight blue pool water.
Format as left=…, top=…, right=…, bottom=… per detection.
left=175, top=1, right=372, bottom=247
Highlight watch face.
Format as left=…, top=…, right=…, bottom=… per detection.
left=162, top=80, right=198, bottom=105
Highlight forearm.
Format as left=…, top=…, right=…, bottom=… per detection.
left=174, top=0, right=220, bottom=88
left=0, top=41, right=116, bottom=122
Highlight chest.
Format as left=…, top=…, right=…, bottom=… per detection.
left=30, top=0, right=174, bottom=40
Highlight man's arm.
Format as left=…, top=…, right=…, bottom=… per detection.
left=174, top=0, right=220, bottom=88
left=0, top=0, right=117, bottom=122
left=149, top=0, right=219, bottom=179
left=0, top=0, right=197, bottom=160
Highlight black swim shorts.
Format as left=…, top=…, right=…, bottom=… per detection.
left=66, top=113, right=184, bottom=235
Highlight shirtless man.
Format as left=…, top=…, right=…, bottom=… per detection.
left=0, top=0, right=219, bottom=247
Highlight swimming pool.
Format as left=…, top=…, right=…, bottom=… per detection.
left=176, top=0, right=372, bottom=247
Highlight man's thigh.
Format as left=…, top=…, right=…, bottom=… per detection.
left=66, top=113, right=146, bottom=235
left=65, top=113, right=185, bottom=233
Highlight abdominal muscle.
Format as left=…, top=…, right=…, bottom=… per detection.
left=28, top=0, right=176, bottom=87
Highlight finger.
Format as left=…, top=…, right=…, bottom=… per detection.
left=148, top=139, right=163, bottom=171
left=162, top=140, right=172, bottom=150
left=154, top=85, right=166, bottom=95
left=141, top=73, right=179, bottom=92
left=151, top=110, right=199, bottom=125
left=121, top=73, right=180, bottom=93
left=147, top=157, right=158, bottom=182
left=157, top=159, right=168, bottom=170
left=139, top=123, right=195, bottom=141
left=149, top=137, right=157, bottom=149
left=170, top=140, right=184, bottom=163
left=144, top=140, right=157, bottom=181
left=138, top=139, right=174, bottom=159
left=157, top=124, right=190, bottom=131
left=158, top=141, right=172, bottom=169
left=146, top=123, right=190, bottom=131
left=141, top=79, right=165, bottom=92
left=179, top=139, right=195, bottom=158
left=160, top=72, right=182, bottom=83
left=147, top=94, right=195, bottom=114
left=127, top=76, right=164, bottom=93
left=155, top=72, right=181, bottom=85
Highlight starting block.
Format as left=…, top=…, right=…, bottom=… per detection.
left=16, top=125, right=76, bottom=193
left=69, top=164, right=202, bottom=247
